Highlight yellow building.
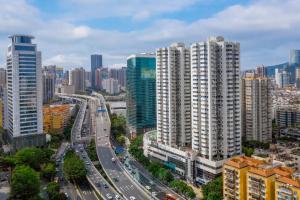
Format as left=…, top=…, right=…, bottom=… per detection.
left=43, top=104, right=70, bottom=134
left=275, top=174, right=300, bottom=199
left=224, top=156, right=296, bottom=200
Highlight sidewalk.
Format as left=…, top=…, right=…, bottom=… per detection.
left=187, top=184, right=203, bottom=200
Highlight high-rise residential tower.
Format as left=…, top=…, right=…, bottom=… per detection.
left=156, top=43, right=191, bottom=147
left=126, top=53, right=156, bottom=134
left=190, top=36, right=241, bottom=160
left=91, top=54, right=102, bottom=89
left=5, top=35, right=45, bottom=150
left=144, top=36, right=241, bottom=182
left=69, top=68, right=86, bottom=93
left=241, top=74, right=272, bottom=142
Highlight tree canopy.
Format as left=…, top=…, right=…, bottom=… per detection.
left=63, top=150, right=87, bottom=181
left=202, top=176, right=223, bottom=200
left=10, top=165, right=40, bottom=200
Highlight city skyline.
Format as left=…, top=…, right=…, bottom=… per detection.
left=0, top=0, right=300, bottom=70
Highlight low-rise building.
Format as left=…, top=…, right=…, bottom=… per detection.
left=223, top=156, right=297, bottom=200
left=43, top=104, right=70, bottom=134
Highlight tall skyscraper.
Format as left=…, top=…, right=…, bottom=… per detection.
left=156, top=43, right=191, bottom=147
left=69, top=68, right=86, bottom=93
left=91, top=54, right=102, bottom=89
left=191, top=36, right=241, bottom=160
left=241, top=74, right=272, bottom=142
left=6, top=35, right=45, bottom=150
left=144, top=37, right=241, bottom=183
left=126, top=53, right=156, bottom=134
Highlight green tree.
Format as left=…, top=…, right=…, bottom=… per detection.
left=87, top=139, right=98, bottom=161
left=42, top=163, right=56, bottom=181
left=10, top=165, right=40, bottom=200
left=242, top=147, right=254, bottom=157
left=207, top=192, right=222, bottom=200
left=202, top=176, right=223, bottom=200
left=116, top=134, right=126, bottom=145
left=15, top=147, right=45, bottom=170
left=63, top=150, right=87, bottom=181
left=46, top=182, right=68, bottom=200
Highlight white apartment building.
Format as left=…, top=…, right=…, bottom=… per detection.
left=190, top=36, right=241, bottom=160
left=144, top=36, right=241, bottom=183
left=6, top=35, right=45, bottom=150
left=102, top=78, right=120, bottom=94
left=156, top=43, right=191, bottom=147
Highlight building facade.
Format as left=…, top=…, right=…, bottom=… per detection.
left=91, top=54, right=102, bottom=89
left=223, top=156, right=300, bottom=200
left=241, top=75, right=272, bottom=142
left=156, top=43, right=191, bottom=147
left=144, top=36, right=241, bottom=183
left=109, top=67, right=126, bottom=88
left=102, top=78, right=120, bottom=94
left=126, top=53, right=156, bottom=134
left=275, top=68, right=291, bottom=88
left=5, top=35, right=45, bottom=150
left=43, top=104, right=70, bottom=134
left=276, top=105, right=300, bottom=128
left=42, top=69, right=55, bottom=104
left=191, top=36, right=241, bottom=160
left=95, top=67, right=109, bottom=90
left=69, top=68, right=86, bottom=93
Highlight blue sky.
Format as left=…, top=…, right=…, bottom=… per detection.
left=0, top=0, right=299, bottom=70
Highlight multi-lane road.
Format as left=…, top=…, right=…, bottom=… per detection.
left=88, top=93, right=150, bottom=200
left=58, top=92, right=181, bottom=200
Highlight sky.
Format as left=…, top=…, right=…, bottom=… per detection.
left=0, top=0, right=299, bottom=70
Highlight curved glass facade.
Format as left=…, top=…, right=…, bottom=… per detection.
left=126, top=55, right=156, bottom=133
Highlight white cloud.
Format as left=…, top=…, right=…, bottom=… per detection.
left=0, top=0, right=300, bottom=70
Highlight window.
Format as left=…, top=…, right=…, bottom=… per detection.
left=15, top=45, right=35, bottom=51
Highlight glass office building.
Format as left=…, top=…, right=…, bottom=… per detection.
left=126, top=53, right=156, bottom=134
left=91, top=54, right=102, bottom=89
left=290, top=49, right=300, bottom=64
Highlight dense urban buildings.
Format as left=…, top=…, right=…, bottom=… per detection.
left=144, top=36, right=241, bottom=183
left=102, top=78, right=120, bottom=94
left=126, top=53, right=156, bottom=135
left=91, top=54, right=102, bottom=89
left=5, top=35, right=45, bottom=150
left=156, top=42, right=191, bottom=147
left=275, top=68, right=291, bottom=88
left=241, top=74, right=272, bottom=142
left=223, top=156, right=300, bottom=200
left=276, top=105, right=300, bottom=128
left=95, top=67, right=109, bottom=90
left=69, top=67, right=86, bottom=93
left=109, top=67, right=126, bottom=88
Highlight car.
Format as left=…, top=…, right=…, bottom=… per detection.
left=152, top=192, right=157, bottom=196
left=104, top=128, right=107, bottom=131
left=145, top=185, right=151, bottom=190
left=115, top=194, right=121, bottom=200
left=106, top=193, right=113, bottom=199
left=97, top=137, right=100, bottom=140
left=113, top=177, right=118, bottom=182
left=111, top=157, right=116, bottom=162
left=96, top=182, right=101, bottom=188
left=103, top=183, right=108, bottom=188
left=129, top=196, right=136, bottom=200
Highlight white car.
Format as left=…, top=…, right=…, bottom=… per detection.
left=130, top=196, right=136, bottom=200
left=115, top=194, right=121, bottom=200
left=145, top=185, right=151, bottom=190
left=106, top=193, right=113, bottom=199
